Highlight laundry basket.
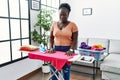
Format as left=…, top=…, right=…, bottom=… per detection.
left=79, top=48, right=105, bottom=61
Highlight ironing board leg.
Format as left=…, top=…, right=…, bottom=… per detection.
left=57, top=71, right=64, bottom=80
left=47, top=66, right=64, bottom=80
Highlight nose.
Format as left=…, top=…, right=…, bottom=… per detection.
left=61, top=15, right=66, bottom=20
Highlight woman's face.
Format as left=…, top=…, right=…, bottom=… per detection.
left=59, top=8, right=69, bottom=23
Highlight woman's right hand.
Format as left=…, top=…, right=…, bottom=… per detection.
left=48, top=48, right=55, bottom=53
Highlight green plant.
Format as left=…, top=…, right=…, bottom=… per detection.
left=31, top=9, right=55, bottom=48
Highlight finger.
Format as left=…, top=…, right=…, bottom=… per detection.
left=49, top=50, right=52, bottom=53
left=67, top=53, right=70, bottom=56
left=50, top=50, right=55, bottom=54
left=65, top=51, right=68, bottom=55
left=68, top=53, right=72, bottom=56
left=51, top=51, right=54, bottom=53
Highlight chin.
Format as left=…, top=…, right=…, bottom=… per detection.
left=62, top=21, right=67, bottom=23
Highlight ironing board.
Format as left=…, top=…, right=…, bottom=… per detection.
left=28, top=50, right=75, bottom=80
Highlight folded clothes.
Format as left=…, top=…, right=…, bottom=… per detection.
left=79, top=42, right=106, bottom=51
left=79, top=42, right=91, bottom=49
left=91, top=44, right=105, bottom=51
left=19, top=45, right=38, bottom=51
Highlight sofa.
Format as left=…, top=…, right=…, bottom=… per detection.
left=100, top=39, right=120, bottom=80
left=71, top=38, right=120, bottom=80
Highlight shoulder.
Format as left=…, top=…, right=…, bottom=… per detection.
left=69, top=21, right=78, bottom=32
left=50, top=21, right=58, bottom=31
left=51, top=21, right=57, bottom=26
left=70, top=21, right=77, bottom=25
left=69, top=21, right=78, bottom=28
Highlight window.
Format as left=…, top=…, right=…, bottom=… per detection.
left=41, top=0, right=60, bottom=21
left=0, top=0, right=60, bottom=67
left=0, top=0, right=30, bottom=66
left=41, top=0, right=60, bottom=35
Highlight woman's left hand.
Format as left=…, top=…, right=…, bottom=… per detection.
left=65, top=50, right=73, bottom=56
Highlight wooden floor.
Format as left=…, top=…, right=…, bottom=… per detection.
left=27, top=69, right=102, bottom=80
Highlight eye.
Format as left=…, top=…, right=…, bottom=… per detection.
left=61, top=14, right=66, bottom=16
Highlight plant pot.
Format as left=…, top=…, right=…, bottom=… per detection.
left=42, top=64, right=50, bottom=73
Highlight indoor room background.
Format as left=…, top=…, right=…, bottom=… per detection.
left=0, top=0, right=120, bottom=80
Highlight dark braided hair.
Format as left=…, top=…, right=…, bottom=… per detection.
left=59, top=3, right=71, bottom=13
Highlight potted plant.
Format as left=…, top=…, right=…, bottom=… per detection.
left=31, top=9, right=54, bottom=48
left=31, top=8, right=54, bottom=73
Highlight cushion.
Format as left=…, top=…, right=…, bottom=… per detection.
left=109, top=39, right=120, bottom=54
left=19, top=45, right=38, bottom=51
left=102, top=71, right=120, bottom=80
left=100, top=54, right=120, bottom=74
left=110, top=52, right=120, bottom=54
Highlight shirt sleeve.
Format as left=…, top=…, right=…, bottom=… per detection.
left=72, top=22, right=78, bottom=33
left=50, top=22, right=56, bottom=31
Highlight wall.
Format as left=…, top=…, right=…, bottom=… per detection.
left=61, top=0, right=120, bottom=39
left=0, top=8, right=43, bottom=80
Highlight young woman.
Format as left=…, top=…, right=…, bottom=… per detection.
left=49, top=3, right=78, bottom=80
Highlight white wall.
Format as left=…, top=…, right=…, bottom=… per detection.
left=0, top=9, right=43, bottom=80
left=61, top=0, right=120, bottom=39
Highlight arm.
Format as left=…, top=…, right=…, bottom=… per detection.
left=70, top=31, right=78, bottom=50
left=66, top=31, right=78, bottom=56
left=49, top=31, right=55, bottom=53
left=50, top=31, right=54, bottom=49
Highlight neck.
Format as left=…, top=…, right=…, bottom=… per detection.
left=59, top=21, right=68, bottom=24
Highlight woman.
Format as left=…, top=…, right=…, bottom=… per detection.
left=49, top=3, right=78, bottom=80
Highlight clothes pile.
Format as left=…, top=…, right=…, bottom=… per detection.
left=79, top=42, right=105, bottom=51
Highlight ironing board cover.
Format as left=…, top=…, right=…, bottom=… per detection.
left=28, top=50, right=74, bottom=70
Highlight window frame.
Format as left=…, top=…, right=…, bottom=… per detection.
left=0, top=0, right=31, bottom=67
left=0, top=0, right=60, bottom=67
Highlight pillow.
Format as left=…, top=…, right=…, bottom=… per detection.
left=109, top=52, right=120, bottom=54
left=19, top=45, right=38, bottom=51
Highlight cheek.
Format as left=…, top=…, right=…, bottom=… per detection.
left=60, top=16, right=67, bottom=20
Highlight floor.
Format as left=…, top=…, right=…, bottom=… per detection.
left=28, top=69, right=102, bottom=80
